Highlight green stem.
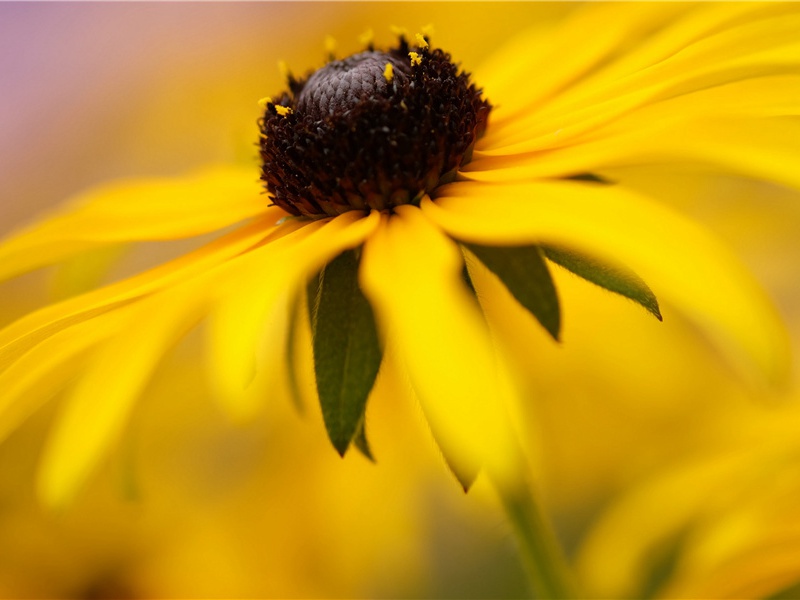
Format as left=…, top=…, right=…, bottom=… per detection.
left=497, top=479, right=578, bottom=599
left=486, top=431, right=578, bottom=599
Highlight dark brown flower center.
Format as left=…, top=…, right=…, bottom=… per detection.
left=295, top=51, right=411, bottom=120
left=259, top=36, right=491, bottom=218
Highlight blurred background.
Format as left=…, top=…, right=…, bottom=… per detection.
left=1, top=3, right=799, bottom=598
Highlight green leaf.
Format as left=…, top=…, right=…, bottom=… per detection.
left=465, top=243, right=561, bottom=341
left=543, top=245, right=662, bottom=320
left=352, top=418, right=375, bottom=462
left=306, top=270, right=322, bottom=328
left=461, top=262, right=478, bottom=298
left=562, top=172, right=613, bottom=185
left=312, top=249, right=382, bottom=456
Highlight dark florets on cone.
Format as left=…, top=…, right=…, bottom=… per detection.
left=259, top=36, right=491, bottom=218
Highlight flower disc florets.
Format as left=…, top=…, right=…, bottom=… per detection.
left=259, top=36, right=491, bottom=218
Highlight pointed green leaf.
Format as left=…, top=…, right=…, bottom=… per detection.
left=543, top=245, right=662, bottom=320
left=461, top=262, right=478, bottom=298
left=352, top=418, right=375, bottom=462
left=313, top=249, right=382, bottom=456
left=563, top=172, right=613, bottom=185
left=306, top=270, right=322, bottom=328
left=465, top=243, right=561, bottom=340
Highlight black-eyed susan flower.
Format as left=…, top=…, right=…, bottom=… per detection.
left=0, top=3, right=795, bottom=535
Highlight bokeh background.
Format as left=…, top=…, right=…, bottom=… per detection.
left=1, top=3, right=799, bottom=598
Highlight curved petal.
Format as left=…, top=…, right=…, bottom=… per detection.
left=0, top=309, right=130, bottom=444
left=475, top=3, right=691, bottom=130
left=479, top=73, right=800, bottom=157
left=206, top=211, right=380, bottom=421
left=423, top=182, right=790, bottom=386
left=0, top=165, right=271, bottom=282
left=483, top=8, right=800, bottom=153
left=575, top=450, right=756, bottom=598
left=36, top=273, right=216, bottom=509
left=359, top=206, right=518, bottom=488
left=0, top=213, right=281, bottom=373
left=466, top=116, right=800, bottom=193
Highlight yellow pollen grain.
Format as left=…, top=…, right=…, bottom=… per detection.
left=358, top=28, right=374, bottom=46
left=383, top=62, right=394, bottom=83
left=324, top=35, right=337, bottom=56
left=257, top=96, right=273, bottom=109
left=278, top=60, right=290, bottom=80
left=275, top=105, right=293, bottom=117
left=390, top=25, right=408, bottom=38
left=409, top=52, right=422, bottom=67
left=415, top=33, right=429, bottom=49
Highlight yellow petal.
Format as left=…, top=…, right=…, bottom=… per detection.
left=482, top=73, right=800, bottom=157
left=359, top=206, right=517, bottom=487
left=0, top=213, right=280, bottom=373
left=0, top=165, right=270, bottom=282
left=423, top=182, right=790, bottom=386
left=0, top=309, right=130, bottom=444
left=206, top=211, right=380, bottom=421
left=467, top=116, right=800, bottom=193
left=37, top=275, right=213, bottom=509
left=476, top=3, right=690, bottom=130
left=48, top=244, right=130, bottom=301
left=575, top=450, right=754, bottom=598
left=483, top=8, right=800, bottom=153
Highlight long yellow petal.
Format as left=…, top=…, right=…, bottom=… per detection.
left=483, top=8, right=800, bottom=152
left=0, top=212, right=282, bottom=373
left=476, top=3, right=690, bottom=130
left=359, top=206, right=517, bottom=488
left=36, top=275, right=213, bottom=509
left=0, top=165, right=269, bottom=282
left=482, top=73, right=800, bottom=156
left=467, top=116, right=800, bottom=193
left=423, top=182, right=790, bottom=386
left=206, top=211, right=380, bottom=421
left=0, top=309, right=130, bottom=444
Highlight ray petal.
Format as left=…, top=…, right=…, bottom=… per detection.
left=37, top=275, right=214, bottom=509
left=467, top=116, right=800, bottom=193
left=480, top=72, right=800, bottom=156
left=359, top=207, right=517, bottom=488
left=483, top=9, right=800, bottom=153
left=423, top=182, right=790, bottom=385
left=0, top=310, right=130, bottom=444
left=206, top=211, right=380, bottom=421
left=476, top=3, right=691, bottom=130
left=0, top=166, right=271, bottom=282
left=0, top=214, right=282, bottom=373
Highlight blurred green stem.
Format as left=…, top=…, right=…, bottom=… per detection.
left=491, top=455, right=578, bottom=599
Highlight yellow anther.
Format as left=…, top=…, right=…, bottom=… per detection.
left=390, top=25, right=408, bottom=38
left=257, top=96, right=273, bottom=109
left=324, top=35, right=337, bottom=57
left=409, top=52, right=422, bottom=67
left=383, top=62, right=394, bottom=83
left=278, top=60, right=290, bottom=79
left=358, top=28, right=374, bottom=47
left=275, top=105, right=293, bottom=117
left=415, top=33, right=429, bottom=49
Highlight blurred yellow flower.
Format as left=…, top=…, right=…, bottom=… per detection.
left=0, top=3, right=796, bottom=534
left=576, top=397, right=800, bottom=599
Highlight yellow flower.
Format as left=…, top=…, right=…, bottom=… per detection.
left=0, top=3, right=796, bottom=510
left=576, top=398, right=800, bottom=599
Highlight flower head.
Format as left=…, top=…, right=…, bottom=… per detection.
left=0, top=4, right=796, bottom=508
left=259, top=35, right=489, bottom=217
